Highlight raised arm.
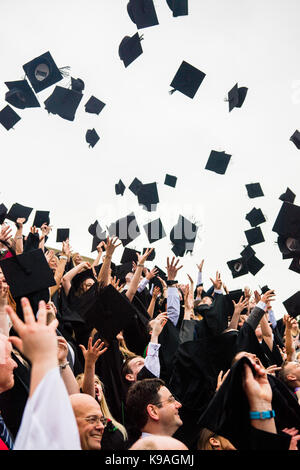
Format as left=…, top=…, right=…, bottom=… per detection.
left=246, top=290, right=275, bottom=331
left=91, top=241, right=104, bottom=268
left=147, top=286, right=160, bottom=319
left=14, top=218, right=25, bottom=255
left=79, top=337, right=107, bottom=398
left=126, top=248, right=153, bottom=302
left=97, top=237, right=121, bottom=286
left=196, top=259, right=204, bottom=286
left=57, top=336, right=80, bottom=395
left=165, top=257, right=182, bottom=327
left=283, top=314, right=297, bottom=362
left=61, top=261, right=92, bottom=296
left=39, top=223, right=52, bottom=252
left=50, top=240, right=71, bottom=297
left=226, top=296, right=249, bottom=331
left=0, top=280, right=9, bottom=336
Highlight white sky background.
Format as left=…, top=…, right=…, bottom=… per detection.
left=1, top=0, right=300, bottom=318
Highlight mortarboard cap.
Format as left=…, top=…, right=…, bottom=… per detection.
left=279, top=187, right=296, bottom=204
left=150, top=265, right=167, bottom=288
left=44, top=86, right=82, bottom=121
left=164, top=174, right=177, bottom=187
left=0, top=248, right=56, bottom=298
left=119, top=33, right=144, bottom=68
left=227, top=258, right=249, bottom=278
left=277, top=236, right=300, bottom=259
left=290, top=130, right=300, bottom=149
left=6, top=203, right=33, bottom=223
left=227, top=83, right=248, bottom=112
left=0, top=105, right=21, bottom=130
left=260, top=285, right=271, bottom=294
left=283, top=291, right=300, bottom=318
left=85, top=96, right=106, bottom=115
left=108, top=212, right=140, bottom=246
left=120, top=247, right=140, bottom=264
left=71, top=77, right=85, bottom=92
left=129, top=177, right=143, bottom=195
left=86, top=129, right=100, bottom=148
left=170, top=61, right=206, bottom=99
left=32, top=211, right=50, bottom=228
left=138, top=182, right=159, bottom=211
left=227, top=289, right=244, bottom=303
left=166, top=0, right=188, bottom=16
left=205, top=150, right=231, bottom=175
left=72, top=265, right=101, bottom=292
left=5, top=80, right=40, bottom=109
left=171, top=243, right=186, bottom=257
left=91, top=234, right=106, bottom=253
left=289, top=258, right=300, bottom=275
left=246, top=255, right=264, bottom=276
left=143, top=247, right=155, bottom=261
left=240, top=245, right=256, bottom=261
left=127, top=0, right=159, bottom=29
left=115, top=180, right=126, bottom=196
left=115, top=261, right=133, bottom=282
left=272, top=201, right=300, bottom=239
left=23, top=51, right=63, bottom=93
left=245, top=183, right=264, bottom=199
left=245, top=208, right=266, bottom=227
left=170, top=215, right=198, bottom=253
left=88, top=220, right=102, bottom=237
left=143, top=218, right=166, bottom=244
left=0, top=204, right=7, bottom=225
left=56, top=228, right=69, bottom=242
left=244, top=227, right=265, bottom=246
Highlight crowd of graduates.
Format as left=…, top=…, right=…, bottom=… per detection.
left=0, top=217, right=300, bottom=452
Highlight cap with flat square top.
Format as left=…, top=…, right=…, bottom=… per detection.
left=289, top=258, right=300, bottom=274
left=227, top=83, right=248, bottom=112
left=164, top=174, right=177, bottom=188
left=0, top=248, right=56, bottom=298
left=0, top=105, right=21, bottom=130
left=170, top=61, right=206, bottom=99
left=245, top=183, right=264, bottom=199
left=86, top=129, right=100, bottom=148
left=247, top=255, right=264, bottom=276
left=277, top=236, right=300, bottom=259
left=44, top=86, right=82, bottom=121
left=0, top=204, right=7, bottom=225
left=119, top=33, right=143, bottom=68
left=5, top=79, right=40, bottom=109
left=240, top=245, right=256, bottom=261
left=166, top=0, right=188, bottom=16
left=23, top=51, right=63, bottom=93
left=88, top=220, right=102, bottom=237
left=244, top=226, right=265, bottom=245
left=170, top=215, right=198, bottom=253
left=143, top=218, right=166, bottom=244
left=272, top=201, right=300, bottom=239
left=127, top=0, right=159, bottom=29
left=32, top=211, right=50, bottom=228
left=6, top=203, right=33, bottom=223
left=205, top=150, right=231, bottom=175
left=290, top=130, right=300, bottom=149
left=120, top=247, right=140, bottom=264
left=138, top=182, right=159, bottom=211
left=279, top=187, right=296, bottom=204
left=283, top=291, right=300, bottom=318
left=245, top=208, right=266, bottom=227
left=260, top=285, right=271, bottom=294
left=85, top=96, right=106, bottom=115
left=115, top=180, right=126, bottom=196
left=91, top=232, right=107, bottom=252
left=56, top=228, right=69, bottom=243
left=129, top=177, right=143, bottom=196
left=227, top=258, right=249, bottom=278
left=108, top=212, right=140, bottom=246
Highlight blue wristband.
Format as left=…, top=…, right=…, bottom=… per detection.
left=249, top=410, right=275, bottom=420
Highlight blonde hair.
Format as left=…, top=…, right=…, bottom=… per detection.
left=76, top=373, right=127, bottom=440
left=72, top=253, right=82, bottom=267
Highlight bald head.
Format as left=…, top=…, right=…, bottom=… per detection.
left=129, top=435, right=188, bottom=450
left=70, top=393, right=104, bottom=450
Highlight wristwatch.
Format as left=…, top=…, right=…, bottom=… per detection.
left=249, top=410, right=275, bottom=420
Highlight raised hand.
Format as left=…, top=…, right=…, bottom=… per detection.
left=242, top=362, right=272, bottom=410
left=265, top=364, right=282, bottom=376
left=209, top=271, right=222, bottom=290
left=16, top=217, right=26, bottom=229
left=150, top=312, right=168, bottom=338
left=146, top=267, right=158, bottom=280
left=0, top=280, right=8, bottom=307
left=79, top=337, right=107, bottom=365
left=282, top=428, right=300, bottom=450
left=196, top=259, right=204, bottom=272
left=0, top=224, right=12, bottom=244
left=77, top=261, right=92, bottom=273
left=96, top=241, right=105, bottom=253
left=166, top=256, right=183, bottom=281
left=62, top=239, right=71, bottom=259
left=184, top=283, right=194, bottom=312
left=283, top=314, right=298, bottom=330
left=261, top=290, right=275, bottom=305
left=152, top=286, right=161, bottom=299
left=232, top=296, right=249, bottom=315
left=30, top=226, right=38, bottom=235
left=216, top=369, right=230, bottom=392
left=103, top=236, right=122, bottom=257
left=40, top=223, right=52, bottom=239
left=137, top=247, right=154, bottom=266
left=57, top=336, right=69, bottom=364
left=110, top=276, right=124, bottom=292
left=254, top=290, right=261, bottom=304
left=244, top=286, right=252, bottom=300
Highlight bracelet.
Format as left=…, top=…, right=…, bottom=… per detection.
left=166, top=280, right=177, bottom=286
left=59, top=361, right=69, bottom=370
left=249, top=410, right=275, bottom=420
left=16, top=236, right=23, bottom=240
left=59, top=255, right=68, bottom=260
left=137, top=264, right=144, bottom=267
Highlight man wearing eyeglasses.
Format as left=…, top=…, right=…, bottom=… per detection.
left=70, top=393, right=108, bottom=450
left=126, top=378, right=183, bottom=441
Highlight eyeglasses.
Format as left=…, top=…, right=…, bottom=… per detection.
left=83, top=416, right=108, bottom=427
left=152, top=395, right=180, bottom=407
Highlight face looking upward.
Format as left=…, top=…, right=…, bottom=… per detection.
left=0, top=336, right=17, bottom=393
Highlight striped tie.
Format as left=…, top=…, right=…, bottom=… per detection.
left=0, top=414, right=13, bottom=450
